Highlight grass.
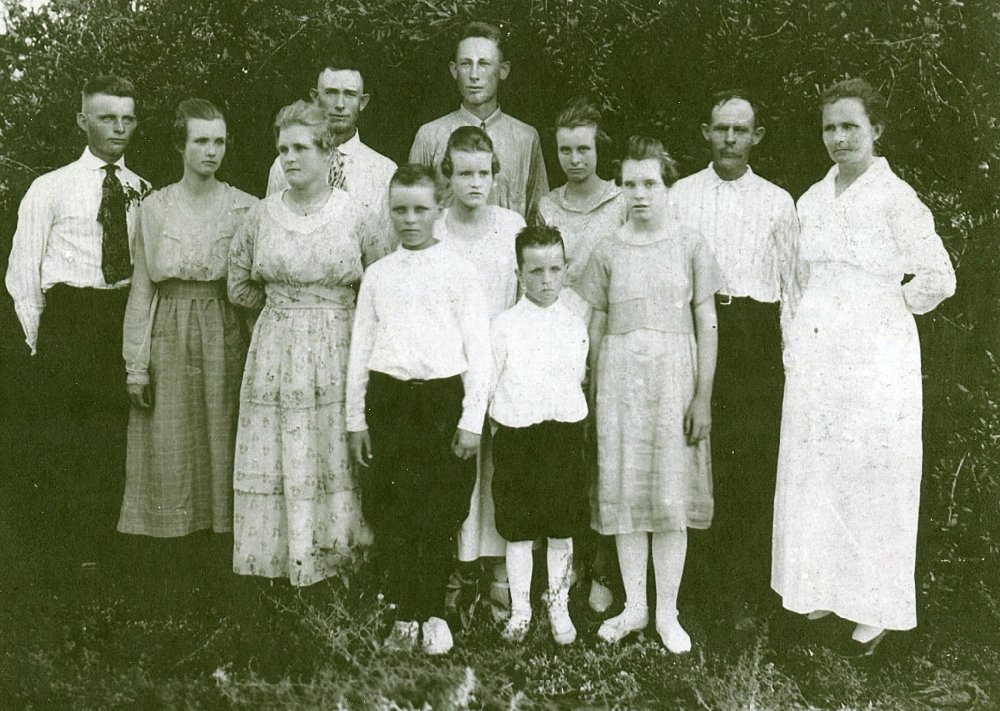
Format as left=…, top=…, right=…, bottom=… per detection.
left=1, top=517, right=998, bottom=710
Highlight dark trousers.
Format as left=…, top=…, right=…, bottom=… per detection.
left=24, top=285, right=130, bottom=556
left=361, top=372, right=476, bottom=622
left=686, top=296, right=783, bottom=612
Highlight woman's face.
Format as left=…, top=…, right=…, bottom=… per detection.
left=556, top=125, right=598, bottom=185
left=822, top=97, right=882, bottom=170
left=277, top=125, right=329, bottom=189
left=448, top=149, right=494, bottom=210
left=183, top=118, right=226, bottom=178
left=621, top=158, right=668, bottom=224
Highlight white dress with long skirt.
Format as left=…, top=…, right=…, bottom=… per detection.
left=435, top=205, right=524, bottom=561
left=228, top=190, right=374, bottom=586
left=772, top=158, right=956, bottom=630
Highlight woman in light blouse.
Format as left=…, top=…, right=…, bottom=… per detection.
left=119, top=98, right=255, bottom=540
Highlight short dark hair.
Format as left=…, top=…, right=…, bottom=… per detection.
left=619, top=135, right=679, bottom=187
left=515, top=224, right=565, bottom=268
left=707, top=88, right=760, bottom=127
left=82, top=75, right=136, bottom=101
left=821, top=77, right=888, bottom=129
left=455, top=21, right=505, bottom=60
left=389, top=163, right=446, bottom=204
left=172, top=98, right=226, bottom=152
left=555, top=96, right=611, bottom=151
left=316, top=51, right=366, bottom=85
left=441, top=125, right=500, bottom=178
left=273, top=100, right=334, bottom=152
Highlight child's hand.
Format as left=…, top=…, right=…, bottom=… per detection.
left=349, top=430, right=374, bottom=468
left=452, top=428, right=481, bottom=460
left=683, top=394, right=711, bottom=445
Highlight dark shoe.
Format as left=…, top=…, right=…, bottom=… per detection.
left=840, top=629, right=888, bottom=659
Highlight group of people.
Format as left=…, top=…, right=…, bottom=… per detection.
left=6, top=21, right=956, bottom=659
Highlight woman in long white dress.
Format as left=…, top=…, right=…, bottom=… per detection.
left=772, top=78, right=956, bottom=652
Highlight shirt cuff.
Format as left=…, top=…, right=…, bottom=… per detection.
left=126, top=370, right=150, bottom=386
left=457, top=410, right=484, bottom=435
left=346, top=414, right=368, bottom=432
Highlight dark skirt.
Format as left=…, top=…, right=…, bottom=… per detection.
left=492, top=419, right=588, bottom=542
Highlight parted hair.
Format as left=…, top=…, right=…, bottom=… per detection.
left=273, top=100, right=335, bottom=152
left=619, top=135, right=679, bottom=187
left=441, top=125, right=500, bottom=178
left=82, top=75, right=135, bottom=101
left=456, top=21, right=505, bottom=59
left=555, top=96, right=611, bottom=150
left=316, top=51, right=367, bottom=85
left=821, top=77, right=889, bottom=129
left=707, top=88, right=761, bottom=127
left=389, top=163, right=447, bottom=204
left=172, top=98, right=226, bottom=152
left=514, top=224, right=565, bottom=268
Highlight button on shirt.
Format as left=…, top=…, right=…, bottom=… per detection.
left=489, top=297, right=589, bottom=428
left=409, top=105, right=549, bottom=219
left=669, top=164, right=799, bottom=303
left=6, top=147, right=147, bottom=352
left=266, top=131, right=397, bottom=263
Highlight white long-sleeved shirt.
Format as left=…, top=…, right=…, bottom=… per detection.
left=5, top=147, right=148, bottom=352
left=670, top=164, right=798, bottom=304
left=346, top=241, right=491, bottom=434
left=266, top=131, right=397, bottom=264
left=489, top=297, right=589, bottom=428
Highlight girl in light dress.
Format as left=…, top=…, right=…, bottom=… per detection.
left=227, top=101, right=376, bottom=587
left=120, top=99, right=254, bottom=547
left=576, top=136, right=722, bottom=653
left=436, top=126, right=525, bottom=616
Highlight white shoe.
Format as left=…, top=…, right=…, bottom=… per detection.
left=547, top=598, right=576, bottom=646
left=656, top=610, right=691, bottom=654
left=588, top=580, right=614, bottom=614
left=384, top=620, right=419, bottom=651
left=502, top=608, right=531, bottom=642
left=597, top=606, right=648, bottom=643
left=421, top=616, right=454, bottom=655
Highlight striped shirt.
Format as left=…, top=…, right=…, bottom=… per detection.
left=409, top=105, right=549, bottom=219
left=5, top=148, right=147, bottom=353
left=266, top=131, right=398, bottom=263
left=670, top=164, right=798, bottom=303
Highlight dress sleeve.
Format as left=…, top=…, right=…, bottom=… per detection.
left=122, top=203, right=158, bottom=385
left=888, top=188, right=956, bottom=314
left=573, top=243, right=611, bottom=312
left=689, top=231, right=724, bottom=305
left=227, top=203, right=267, bottom=310
left=346, top=271, right=379, bottom=432
left=457, top=276, right=492, bottom=435
left=4, top=178, right=53, bottom=354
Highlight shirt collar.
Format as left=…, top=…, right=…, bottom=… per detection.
left=824, top=156, right=889, bottom=194
left=337, top=131, right=362, bottom=156
left=458, top=104, right=503, bottom=128
left=707, top=162, right=755, bottom=190
left=550, top=179, right=621, bottom=214
left=80, top=146, right=127, bottom=171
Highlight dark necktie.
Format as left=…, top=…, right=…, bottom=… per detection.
left=328, top=149, right=347, bottom=191
left=98, top=164, right=131, bottom=284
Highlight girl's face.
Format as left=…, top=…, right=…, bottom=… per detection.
left=448, top=150, right=494, bottom=209
left=182, top=118, right=226, bottom=178
left=556, top=125, right=598, bottom=184
left=822, top=97, right=882, bottom=171
left=277, top=125, right=329, bottom=189
left=621, top=158, right=668, bottom=224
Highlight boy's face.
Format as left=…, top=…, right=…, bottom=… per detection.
left=517, top=243, right=565, bottom=308
left=448, top=150, right=493, bottom=210
left=449, top=37, right=509, bottom=110
left=389, top=182, right=440, bottom=250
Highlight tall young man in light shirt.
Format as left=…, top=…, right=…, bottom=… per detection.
left=670, top=90, right=799, bottom=626
left=408, top=21, right=548, bottom=220
left=266, top=54, right=397, bottom=262
left=6, top=75, right=148, bottom=564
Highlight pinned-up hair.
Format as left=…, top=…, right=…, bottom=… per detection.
left=821, top=77, right=889, bottom=130
left=618, top=135, right=679, bottom=187
left=172, top=98, right=226, bottom=151
left=441, top=125, right=500, bottom=178
left=273, top=100, right=335, bottom=152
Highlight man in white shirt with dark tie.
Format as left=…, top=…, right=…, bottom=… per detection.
left=408, top=21, right=548, bottom=220
left=266, top=53, right=397, bottom=263
left=670, top=89, right=800, bottom=627
left=6, top=75, right=148, bottom=564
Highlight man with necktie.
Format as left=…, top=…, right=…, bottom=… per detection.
left=265, top=53, right=397, bottom=264
left=408, top=21, right=548, bottom=221
left=670, top=89, right=800, bottom=628
left=6, top=75, right=148, bottom=565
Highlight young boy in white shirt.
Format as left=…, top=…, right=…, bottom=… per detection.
left=346, top=164, right=491, bottom=655
left=489, top=224, right=590, bottom=644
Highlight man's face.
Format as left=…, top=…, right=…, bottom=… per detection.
left=449, top=37, right=509, bottom=110
left=77, top=93, right=137, bottom=163
left=700, top=98, right=764, bottom=176
left=311, top=68, right=369, bottom=137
